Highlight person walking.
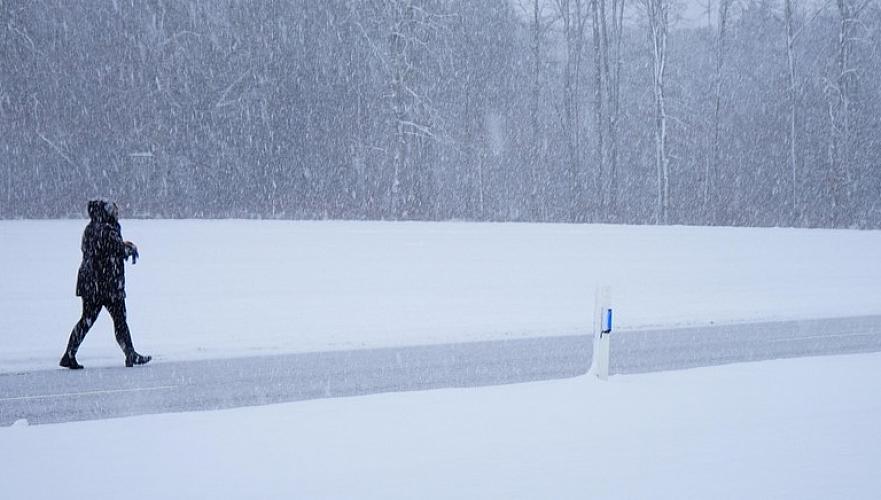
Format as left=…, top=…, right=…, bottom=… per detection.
left=60, top=199, right=151, bottom=369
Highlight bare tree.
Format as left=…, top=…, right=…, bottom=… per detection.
left=641, top=0, right=672, bottom=224
left=388, top=0, right=415, bottom=218
left=358, top=0, right=449, bottom=218
left=826, top=0, right=873, bottom=226
left=783, top=0, right=802, bottom=224
left=555, top=0, right=590, bottom=221
left=703, top=0, right=733, bottom=224
left=784, top=0, right=832, bottom=224
left=590, top=0, right=607, bottom=217
left=590, top=0, right=625, bottom=219
left=529, top=0, right=553, bottom=148
left=518, top=0, right=554, bottom=220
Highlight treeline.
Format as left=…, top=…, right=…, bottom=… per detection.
left=1, top=0, right=880, bottom=227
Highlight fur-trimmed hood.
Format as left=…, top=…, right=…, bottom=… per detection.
left=87, top=199, right=117, bottom=222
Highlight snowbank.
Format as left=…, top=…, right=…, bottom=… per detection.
left=2, top=352, right=879, bottom=499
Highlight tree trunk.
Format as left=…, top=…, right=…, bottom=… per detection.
left=706, top=0, right=731, bottom=225
left=388, top=0, right=413, bottom=219
left=531, top=0, right=544, bottom=220
left=784, top=0, right=800, bottom=224
left=645, top=0, right=670, bottom=225
left=606, top=0, right=624, bottom=220
left=830, top=0, right=865, bottom=226
left=556, top=0, right=588, bottom=222
left=590, top=0, right=606, bottom=217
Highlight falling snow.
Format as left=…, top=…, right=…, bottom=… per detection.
left=1, top=1, right=879, bottom=227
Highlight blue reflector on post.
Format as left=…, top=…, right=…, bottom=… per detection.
left=602, top=308, right=613, bottom=334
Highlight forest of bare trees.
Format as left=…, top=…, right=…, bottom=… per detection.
left=1, top=0, right=880, bottom=228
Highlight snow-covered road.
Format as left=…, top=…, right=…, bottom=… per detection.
left=4, top=314, right=880, bottom=426
left=0, top=336, right=589, bottom=426
left=612, top=314, right=881, bottom=373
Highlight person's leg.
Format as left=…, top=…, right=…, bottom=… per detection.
left=106, top=298, right=151, bottom=366
left=106, top=298, right=134, bottom=355
left=61, top=298, right=102, bottom=368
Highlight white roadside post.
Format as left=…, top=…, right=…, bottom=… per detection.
left=592, top=286, right=613, bottom=380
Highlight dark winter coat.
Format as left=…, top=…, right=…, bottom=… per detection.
left=75, top=200, right=129, bottom=300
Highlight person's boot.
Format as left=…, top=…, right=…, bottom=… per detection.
left=59, top=352, right=84, bottom=370
left=125, top=352, right=152, bottom=367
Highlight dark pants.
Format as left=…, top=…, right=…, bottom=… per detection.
left=65, top=296, right=135, bottom=357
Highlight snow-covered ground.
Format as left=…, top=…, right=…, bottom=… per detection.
left=2, top=352, right=880, bottom=499
left=2, top=220, right=880, bottom=498
left=1, top=220, right=880, bottom=372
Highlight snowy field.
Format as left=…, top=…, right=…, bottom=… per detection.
left=1, top=219, right=880, bottom=372
left=2, top=352, right=880, bottom=499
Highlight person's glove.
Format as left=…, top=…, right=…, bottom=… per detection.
left=124, top=241, right=139, bottom=264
